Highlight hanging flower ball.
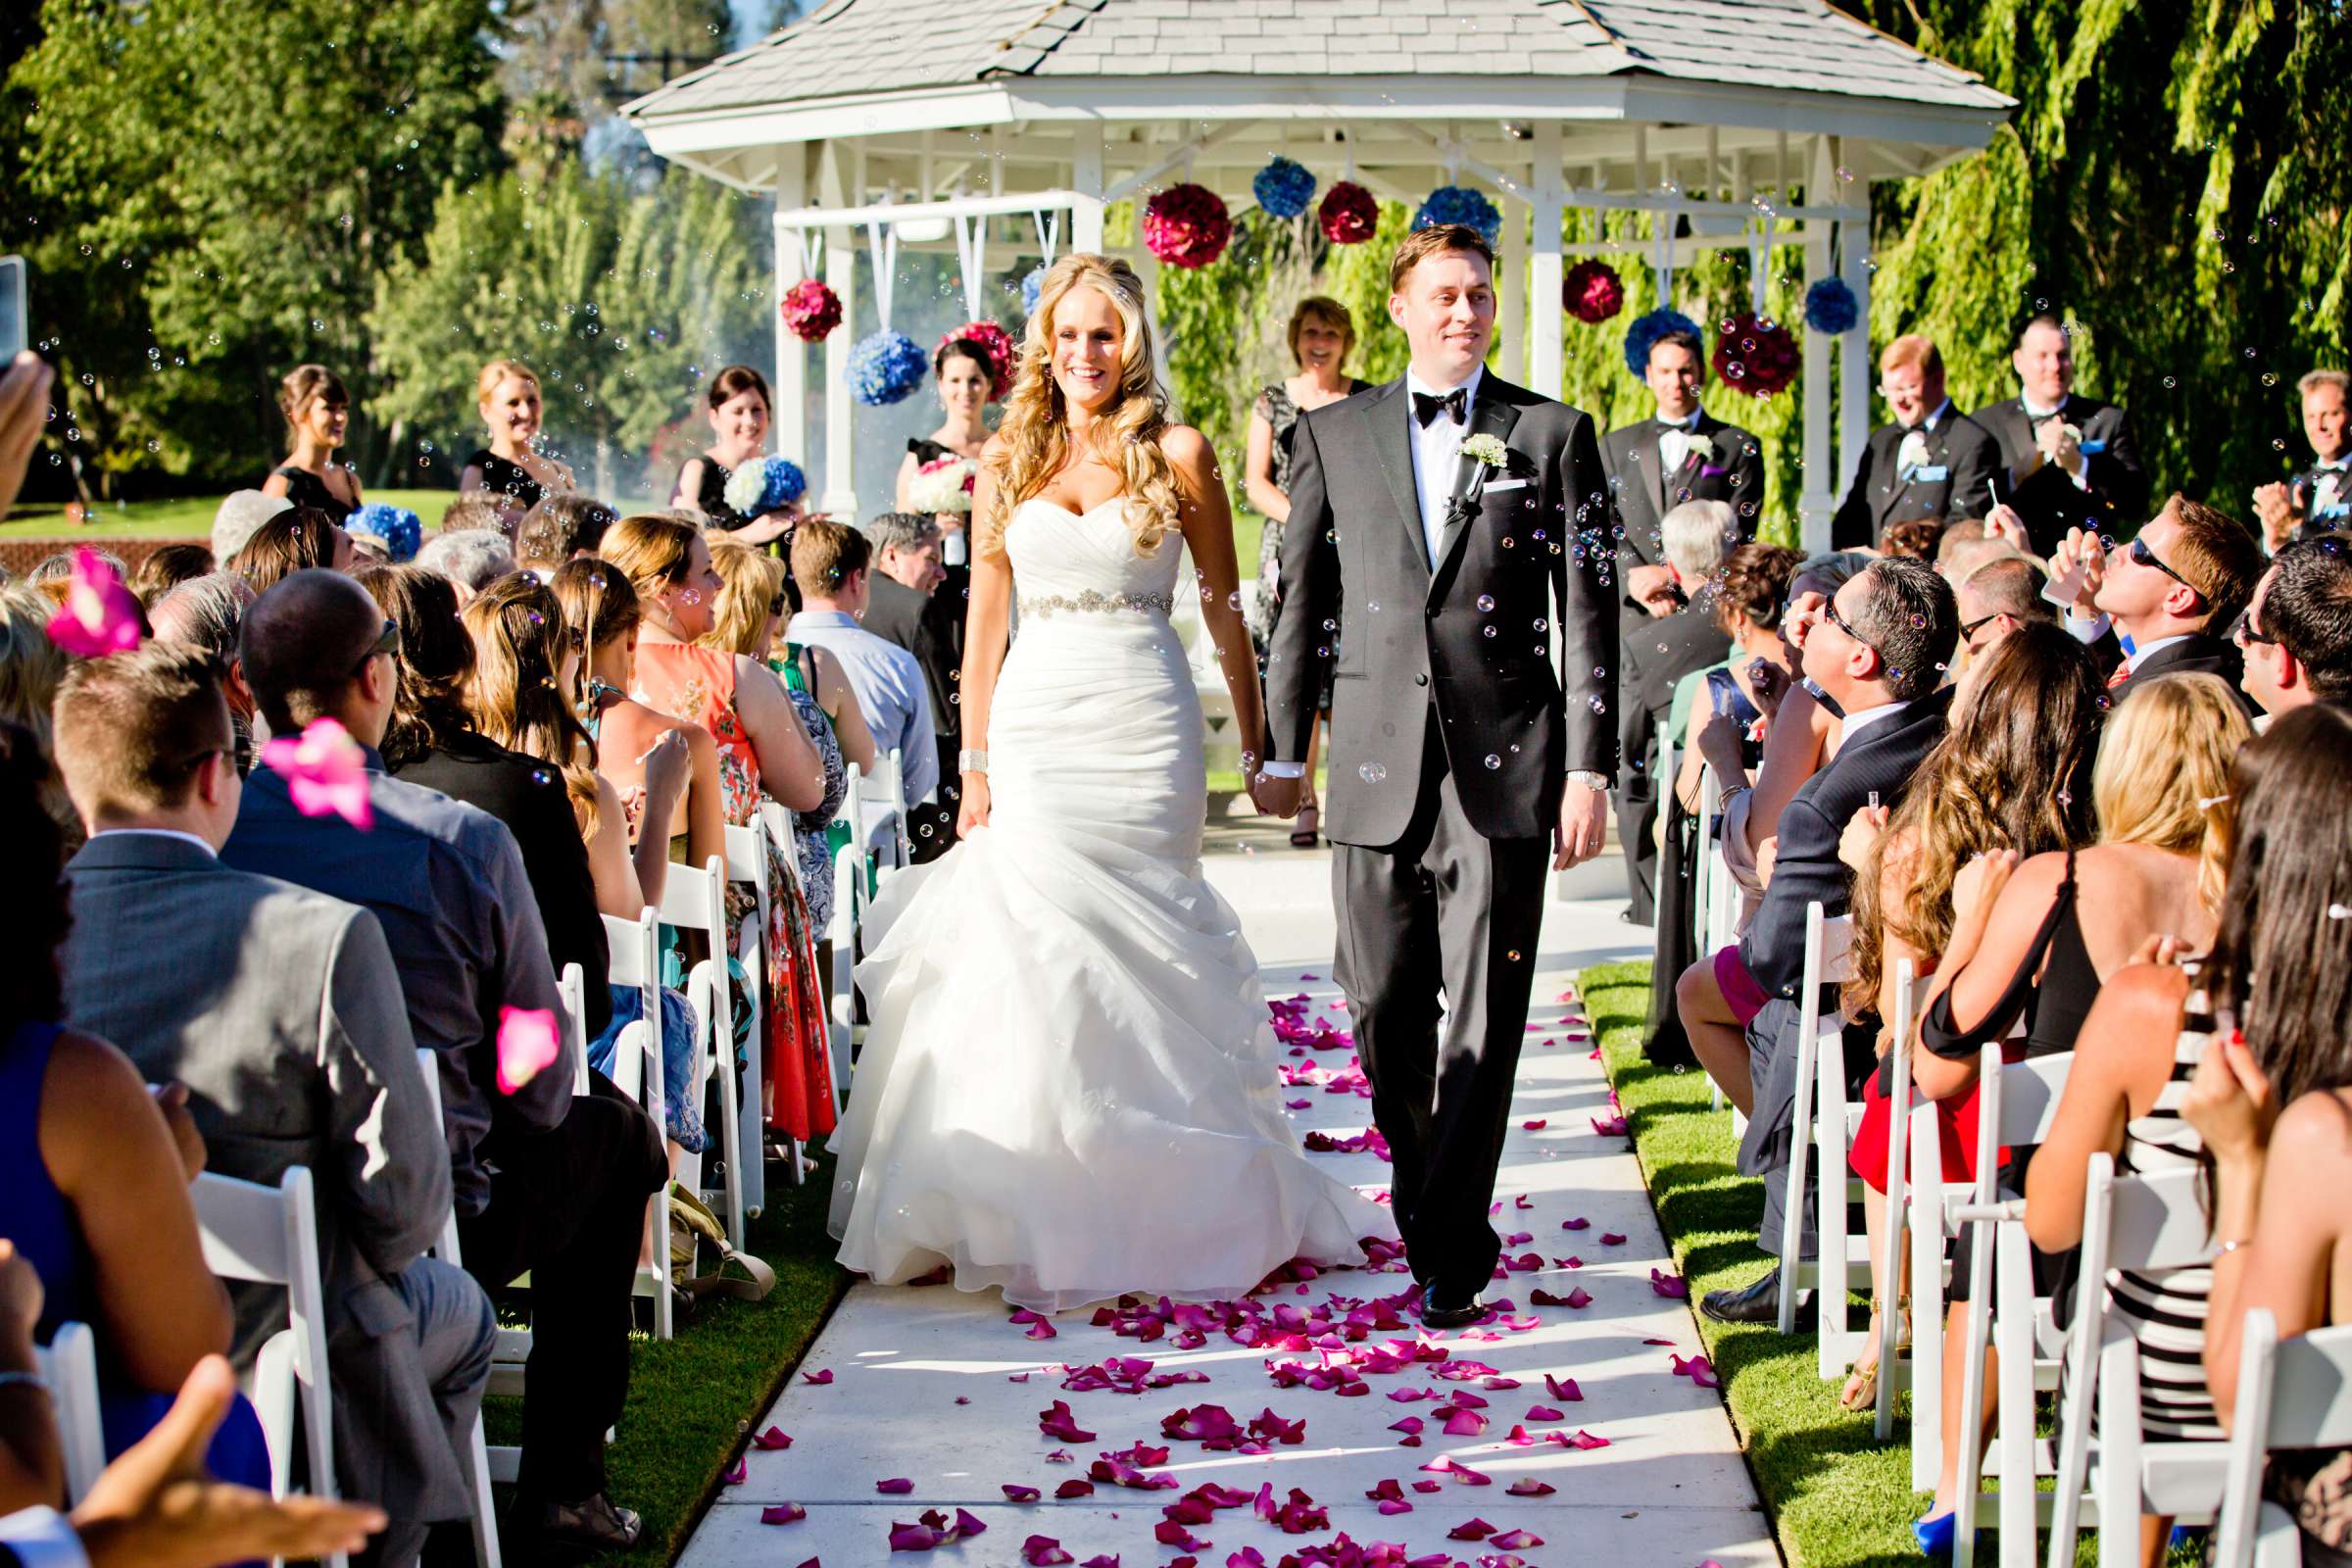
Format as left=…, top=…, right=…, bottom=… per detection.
left=1804, top=276, right=1861, bottom=335
left=1563, top=260, right=1626, bottom=324
left=1019, top=266, right=1049, bottom=318
left=1712, top=311, right=1802, bottom=399
left=847, top=330, right=929, bottom=406
left=1317, top=181, right=1379, bottom=246
left=1143, top=183, right=1234, bottom=270
left=346, top=503, right=422, bottom=564
left=1412, top=185, right=1501, bottom=247
left=780, top=278, right=843, bottom=342
left=1622, top=307, right=1704, bottom=378
left=1252, top=157, right=1317, bottom=220
left=938, top=319, right=1016, bottom=401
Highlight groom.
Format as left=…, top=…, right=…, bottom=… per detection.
left=1255, top=224, right=1617, bottom=1328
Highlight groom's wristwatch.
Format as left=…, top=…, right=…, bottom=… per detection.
left=958, top=749, right=990, bottom=774
left=1567, top=770, right=1610, bottom=794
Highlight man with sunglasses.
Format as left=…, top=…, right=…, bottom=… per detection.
left=2048, top=494, right=2265, bottom=711
left=2236, top=535, right=2352, bottom=717
left=1832, top=335, right=2000, bottom=551
left=1951, top=554, right=2055, bottom=677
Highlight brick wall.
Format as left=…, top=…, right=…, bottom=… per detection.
left=0, top=536, right=209, bottom=580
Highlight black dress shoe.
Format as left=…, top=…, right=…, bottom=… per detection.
left=1420, top=1292, right=1490, bottom=1330
left=519, top=1492, right=643, bottom=1554
left=1698, top=1267, right=1786, bottom=1325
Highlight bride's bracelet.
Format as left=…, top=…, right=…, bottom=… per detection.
left=958, top=749, right=990, bottom=775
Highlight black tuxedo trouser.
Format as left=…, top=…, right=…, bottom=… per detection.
left=458, top=1070, right=665, bottom=1504
left=1332, top=707, right=1549, bottom=1302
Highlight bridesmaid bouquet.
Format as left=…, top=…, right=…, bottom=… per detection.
left=723, top=455, right=808, bottom=517
left=908, top=455, right=977, bottom=514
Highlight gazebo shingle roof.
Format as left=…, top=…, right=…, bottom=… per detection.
left=625, top=0, right=2004, bottom=120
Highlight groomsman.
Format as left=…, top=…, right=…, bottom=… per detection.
left=1831, top=335, right=1998, bottom=550
left=2251, top=368, right=2350, bottom=551
left=1971, top=312, right=2148, bottom=557
left=1604, top=327, right=1764, bottom=617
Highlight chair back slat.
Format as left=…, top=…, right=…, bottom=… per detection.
left=2105, top=1164, right=2220, bottom=1275
left=2264, top=1324, right=2352, bottom=1447
left=36, top=1321, right=106, bottom=1503
left=658, top=856, right=729, bottom=938
left=1990, top=1050, right=2074, bottom=1146
left=194, top=1171, right=298, bottom=1283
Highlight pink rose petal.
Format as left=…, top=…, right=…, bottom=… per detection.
left=803, top=1368, right=834, bottom=1385
left=262, top=717, right=373, bottom=831
left=1003, top=1484, right=1041, bottom=1502
left=954, top=1509, right=987, bottom=1538
left=1544, top=1374, right=1584, bottom=1401
left=1562, top=1217, right=1590, bottom=1231
left=45, top=550, right=145, bottom=658
left=1447, top=1519, right=1497, bottom=1542
left=1650, top=1268, right=1690, bottom=1298
left=1506, top=1478, right=1557, bottom=1497
left=1022, top=1536, right=1075, bottom=1566
left=1592, top=1114, right=1629, bottom=1136
left=1038, top=1400, right=1096, bottom=1443
left=1521, top=1118, right=1546, bottom=1131
left=760, top=1503, right=806, bottom=1525
left=1600, top=1232, right=1628, bottom=1246
left=1054, top=1479, right=1095, bottom=1499
left=752, top=1426, right=793, bottom=1449
left=721, top=1457, right=747, bottom=1485
left=1490, top=1529, right=1544, bottom=1549
left=1525, top=1403, right=1564, bottom=1422
left=1570, top=1428, right=1611, bottom=1449
left=877, top=1478, right=915, bottom=1494
left=493, top=1005, right=562, bottom=1096
left=1441, top=1407, right=1488, bottom=1437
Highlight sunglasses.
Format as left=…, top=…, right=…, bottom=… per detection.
left=351, top=617, right=400, bottom=678
left=2232, top=609, right=2278, bottom=649
left=2128, top=535, right=2199, bottom=598
left=1820, top=597, right=1881, bottom=659
left=1959, top=611, right=2006, bottom=642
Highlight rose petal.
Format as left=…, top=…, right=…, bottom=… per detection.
left=1447, top=1519, right=1496, bottom=1542
left=1544, top=1374, right=1584, bottom=1401
left=1003, top=1484, right=1041, bottom=1502
left=1506, top=1478, right=1557, bottom=1497
left=877, top=1478, right=914, bottom=1494
left=1411, top=1479, right=1444, bottom=1494
left=1521, top=1119, right=1546, bottom=1131
left=1054, top=1479, right=1095, bottom=1499
left=1525, top=1403, right=1564, bottom=1422
left=888, top=1521, right=943, bottom=1551
left=1562, top=1217, right=1590, bottom=1231
left=752, top=1425, right=793, bottom=1449
left=261, top=717, right=374, bottom=831
left=1441, top=1407, right=1488, bottom=1436
left=721, top=1457, right=747, bottom=1485
left=803, top=1368, right=834, bottom=1385
left=1599, top=1232, right=1627, bottom=1246
left=1650, top=1268, right=1690, bottom=1298
left=1490, top=1529, right=1544, bottom=1549
left=45, top=550, right=144, bottom=659
left=1570, top=1428, right=1612, bottom=1448
left=1022, top=1536, right=1075, bottom=1566
left=760, top=1503, right=806, bottom=1525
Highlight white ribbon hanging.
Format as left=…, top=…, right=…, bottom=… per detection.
left=953, top=213, right=989, bottom=320
left=1650, top=202, right=1678, bottom=310
left=1031, top=210, right=1059, bottom=270
left=1748, top=222, right=1770, bottom=319
left=864, top=217, right=900, bottom=333
left=792, top=226, right=824, bottom=280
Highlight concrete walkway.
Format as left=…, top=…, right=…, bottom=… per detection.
left=681, top=849, right=1771, bottom=1568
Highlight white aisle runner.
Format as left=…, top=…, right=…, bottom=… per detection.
left=678, top=849, right=1773, bottom=1568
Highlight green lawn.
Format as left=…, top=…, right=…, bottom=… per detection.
left=3, top=489, right=465, bottom=539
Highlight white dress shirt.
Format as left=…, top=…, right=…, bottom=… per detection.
left=1656, top=408, right=1702, bottom=478
left=1403, top=364, right=1484, bottom=569
left=2022, top=393, right=2089, bottom=488
left=1834, top=693, right=1915, bottom=749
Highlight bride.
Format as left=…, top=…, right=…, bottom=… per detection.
left=826, top=254, right=1395, bottom=1310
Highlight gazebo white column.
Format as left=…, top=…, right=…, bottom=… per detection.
left=1528, top=122, right=1566, bottom=400
left=1798, top=136, right=1837, bottom=554
left=819, top=141, right=858, bottom=518
left=1071, top=124, right=1106, bottom=255
left=1837, top=165, right=1875, bottom=511
left=1498, top=195, right=1527, bottom=384
left=771, top=150, right=808, bottom=465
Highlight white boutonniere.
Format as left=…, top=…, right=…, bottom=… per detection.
left=1683, top=431, right=1715, bottom=466
left=1895, top=429, right=1932, bottom=475
left=1461, top=434, right=1509, bottom=469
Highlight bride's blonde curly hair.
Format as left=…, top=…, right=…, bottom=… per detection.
left=977, top=254, right=1178, bottom=560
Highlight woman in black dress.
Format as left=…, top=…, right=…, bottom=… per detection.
left=1243, top=297, right=1368, bottom=848
left=460, top=359, right=575, bottom=527
left=671, top=365, right=798, bottom=546
left=892, top=338, right=994, bottom=568
left=262, top=365, right=363, bottom=520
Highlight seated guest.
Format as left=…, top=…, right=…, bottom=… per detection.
left=414, top=528, right=514, bottom=607
left=1604, top=325, right=1764, bottom=618
left=0, top=586, right=76, bottom=845
left=1952, top=553, right=2055, bottom=677
left=126, top=545, right=214, bottom=612
left=2052, top=493, right=2265, bottom=708
left=1878, top=516, right=1946, bottom=561
left=858, top=513, right=962, bottom=859
left=0, top=723, right=267, bottom=1500
left=1679, top=556, right=1958, bottom=1325
left=1972, top=313, right=2150, bottom=557
left=2236, top=534, right=2352, bottom=716
left=2251, top=368, right=2350, bottom=549
left=785, top=517, right=939, bottom=844
left=221, top=568, right=663, bottom=1552
left=24, top=552, right=130, bottom=609
left=515, top=494, right=617, bottom=575
left=1618, top=498, right=1737, bottom=922
left=434, top=494, right=510, bottom=538
left=210, top=490, right=292, bottom=565
left=2185, top=706, right=2352, bottom=1568
left=229, top=507, right=352, bottom=592
left=148, top=574, right=258, bottom=773
left=1670, top=541, right=1806, bottom=820
left=50, top=648, right=486, bottom=1568
left=1833, top=334, right=1999, bottom=551
left=357, top=564, right=612, bottom=1042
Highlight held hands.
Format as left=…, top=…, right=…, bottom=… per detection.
left=2180, top=1029, right=2275, bottom=1165
left=1694, top=710, right=1750, bottom=784
left=1552, top=777, right=1607, bottom=871
left=1250, top=769, right=1302, bottom=821
left=1838, top=803, right=1890, bottom=874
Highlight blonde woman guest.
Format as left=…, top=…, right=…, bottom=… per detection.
left=461, top=360, right=574, bottom=524
left=0, top=583, right=77, bottom=846
left=261, top=366, right=362, bottom=519
left=825, top=254, right=1392, bottom=1307
left=671, top=367, right=797, bottom=546
left=1244, top=298, right=1370, bottom=848
left=893, top=339, right=995, bottom=564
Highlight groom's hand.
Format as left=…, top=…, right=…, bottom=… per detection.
left=1250, top=770, right=1302, bottom=820
left=1553, top=778, right=1608, bottom=869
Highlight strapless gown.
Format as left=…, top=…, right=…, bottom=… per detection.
left=826, top=497, right=1394, bottom=1310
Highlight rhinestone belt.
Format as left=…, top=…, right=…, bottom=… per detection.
left=1019, top=589, right=1174, bottom=618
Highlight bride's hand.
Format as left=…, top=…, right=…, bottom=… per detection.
left=956, top=772, right=992, bottom=838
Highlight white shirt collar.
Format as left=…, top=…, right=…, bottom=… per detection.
left=1404, top=363, right=1484, bottom=409
left=2020, top=393, right=2068, bottom=420
left=1915, top=398, right=1952, bottom=432
left=1837, top=694, right=1915, bottom=747
left=1657, top=407, right=1702, bottom=431
left=2124, top=632, right=2192, bottom=674
left=93, top=826, right=218, bottom=858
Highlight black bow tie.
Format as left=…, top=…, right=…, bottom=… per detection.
left=1413, top=388, right=1467, bottom=428
left=2027, top=405, right=2067, bottom=427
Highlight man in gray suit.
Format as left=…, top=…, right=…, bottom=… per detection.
left=51, top=644, right=493, bottom=1568
left=1257, top=224, right=1617, bottom=1328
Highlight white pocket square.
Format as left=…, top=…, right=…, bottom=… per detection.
left=1484, top=478, right=1531, bottom=494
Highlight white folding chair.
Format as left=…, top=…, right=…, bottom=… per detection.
left=2038, top=1155, right=2228, bottom=1568
left=2214, top=1311, right=2352, bottom=1568
left=597, top=910, right=673, bottom=1342
left=190, top=1167, right=343, bottom=1568
left=557, top=962, right=590, bottom=1097
left=722, top=820, right=770, bottom=1215
left=35, top=1321, right=105, bottom=1505
left=1866, top=957, right=1927, bottom=1441
left=862, top=746, right=911, bottom=869
left=660, top=855, right=746, bottom=1253
left=412, top=1051, right=504, bottom=1568
left=1775, top=901, right=1858, bottom=1336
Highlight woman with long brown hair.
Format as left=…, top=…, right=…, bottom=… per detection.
left=228, top=507, right=351, bottom=591
left=261, top=365, right=362, bottom=519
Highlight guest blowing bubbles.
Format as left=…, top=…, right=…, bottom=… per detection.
left=673, top=366, right=798, bottom=546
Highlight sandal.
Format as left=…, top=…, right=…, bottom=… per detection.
left=1836, top=1297, right=1911, bottom=1412
left=1290, top=803, right=1320, bottom=849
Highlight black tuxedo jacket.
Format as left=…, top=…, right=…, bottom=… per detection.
left=2110, top=632, right=2254, bottom=715
left=1602, top=410, right=1764, bottom=587
left=1971, top=394, right=2149, bottom=557
left=861, top=573, right=962, bottom=746
left=1269, top=370, right=1616, bottom=847
left=1618, top=607, right=1732, bottom=803
left=1831, top=412, right=2000, bottom=550
left=2290, top=463, right=2352, bottom=539
left=1738, top=687, right=1953, bottom=1000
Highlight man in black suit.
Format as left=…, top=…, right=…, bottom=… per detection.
left=2046, top=494, right=2265, bottom=712
left=1682, top=557, right=1957, bottom=1323
left=1617, top=498, right=1734, bottom=922
left=1832, top=334, right=1999, bottom=550
left=1603, top=326, right=1764, bottom=616
left=2252, top=368, right=2351, bottom=551
left=1257, top=223, right=1616, bottom=1330
left=1971, top=313, right=2148, bottom=558
left=859, top=511, right=962, bottom=860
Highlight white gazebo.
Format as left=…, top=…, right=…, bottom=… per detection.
left=623, top=0, right=2010, bottom=550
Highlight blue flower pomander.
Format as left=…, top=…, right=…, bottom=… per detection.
left=347, top=503, right=422, bottom=563
left=1804, top=276, right=1861, bottom=335
left=848, top=330, right=929, bottom=406
left=1413, top=185, right=1501, bottom=247
left=1252, top=157, right=1317, bottom=220
left=1019, top=266, right=1049, bottom=318
left=1622, top=307, right=1704, bottom=378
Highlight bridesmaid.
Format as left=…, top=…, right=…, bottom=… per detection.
left=1244, top=297, right=1367, bottom=848
left=460, top=359, right=574, bottom=526
left=261, top=365, right=363, bottom=520
left=671, top=366, right=798, bottom=546
left=892, top=338, right=994, bottom=567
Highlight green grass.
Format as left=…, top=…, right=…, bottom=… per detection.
left=3, top=489, right=464, bottom=538
left=483, top=1151, right=853, bottom=1567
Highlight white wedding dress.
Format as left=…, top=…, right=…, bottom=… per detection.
left=826, top=497, right=1394, bottom=1311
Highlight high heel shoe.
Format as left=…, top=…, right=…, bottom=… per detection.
left=1290, top=803, right=1320, bottom=849
left=1913, top=1509, right=1956, bottom=1561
